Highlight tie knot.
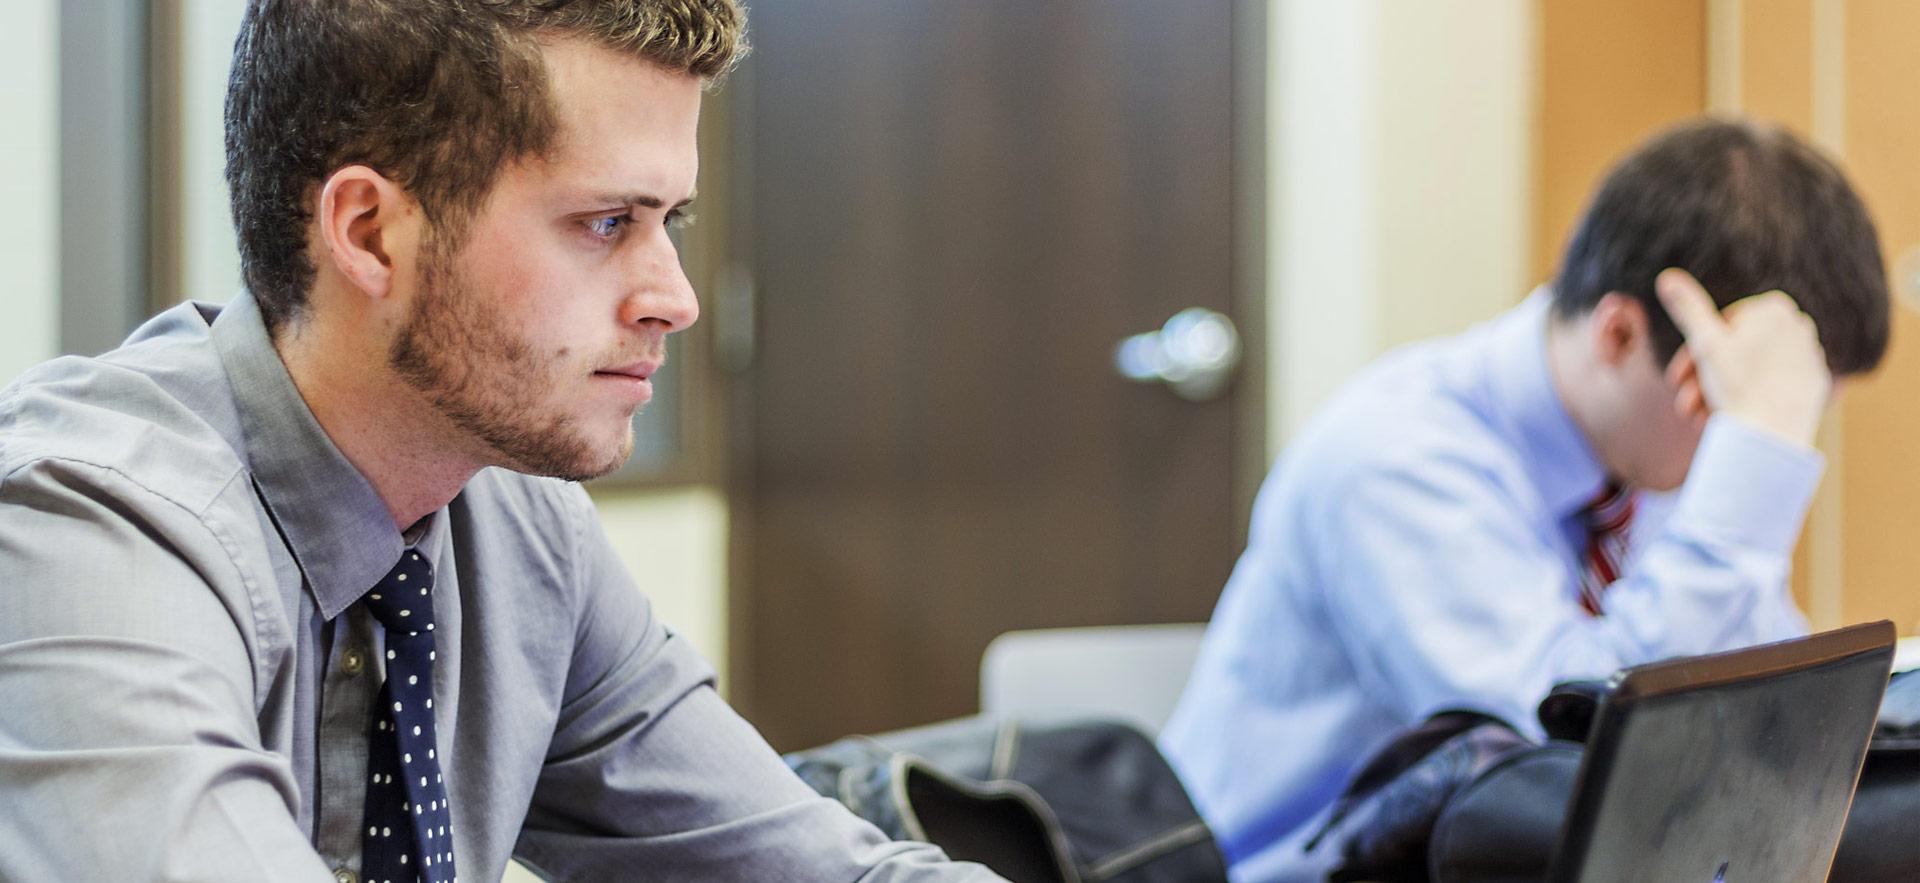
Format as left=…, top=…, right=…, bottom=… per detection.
left=1582, top=481, right=1635, bottom=536
left=364, top=548, right=435, bottom=633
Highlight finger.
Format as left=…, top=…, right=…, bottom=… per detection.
left=1718, top=292, right=1812, bottom=336
left=1664, top=346, right=1697, bottom=388
left=1655, top=268, right=1729, bottom=349
left=1674, top=380, right=1708, bottom=419
left=1721, top=289, right=1798, bottom=320
left=1665, top=343, right=1711, bottom=418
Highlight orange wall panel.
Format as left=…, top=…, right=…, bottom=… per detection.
left=1839, top=0, right=1920, bottom=633
left=1535, top=0, right=1707, bottom=282
left=1740, top=0, right=1815, bottom=135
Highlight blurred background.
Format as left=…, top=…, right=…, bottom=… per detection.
left=6, top=0, right=1919, bottom=755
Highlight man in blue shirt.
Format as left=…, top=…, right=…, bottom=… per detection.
left=1159, top=119, right=1892, bottom=882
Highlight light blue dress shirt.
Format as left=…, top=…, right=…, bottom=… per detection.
left=1158, top=293, right=1818, bottom=882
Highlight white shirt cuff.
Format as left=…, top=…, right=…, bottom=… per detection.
left=1669, top=413, right=1826, bottom=555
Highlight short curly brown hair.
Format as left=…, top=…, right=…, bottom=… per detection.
left=1551, top=118, right=1888, bottom=377
left=225, top=0, right=748, bottom=333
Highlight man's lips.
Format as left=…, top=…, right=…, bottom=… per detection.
left=593, top=361, right=659, bottom=381
left=592, top=361, right=659, bottom=404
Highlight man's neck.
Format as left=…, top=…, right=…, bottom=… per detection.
left=274, top=319, right=481, bottom=531
left=1544, top=316, right=1615, bottom=477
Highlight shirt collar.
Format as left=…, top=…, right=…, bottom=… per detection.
left=210, top=292, right=418, bottom=621
left=1485, top=287, right=1609, bottom=518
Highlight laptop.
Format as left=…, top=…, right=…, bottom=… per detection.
left=1547, top=620, right=1897, bottom=883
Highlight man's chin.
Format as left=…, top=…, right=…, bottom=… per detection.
left=570, top=432, right=637, bottom=481
left=494, top=429, right=634, bottom=482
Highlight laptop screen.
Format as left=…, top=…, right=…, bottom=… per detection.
left=1549, top=621, right=1896, bottom=883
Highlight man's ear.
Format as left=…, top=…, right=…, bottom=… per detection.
left=316, top=165, right=418, bottom=301
left=1588, top=291, right=1650, bottom=368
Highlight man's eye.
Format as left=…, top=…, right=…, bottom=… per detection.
left=665, top=208, right=695, bottom=230
left=587, top=215, right=627, bottom=239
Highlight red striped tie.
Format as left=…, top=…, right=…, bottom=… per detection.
left=1576, top=481, right=1635, bottom=616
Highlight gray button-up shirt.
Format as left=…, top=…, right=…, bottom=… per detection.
left=0, top=294, right=998, bottom=881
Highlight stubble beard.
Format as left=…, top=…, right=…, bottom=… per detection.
left=387, top=239, right=636, bottom=482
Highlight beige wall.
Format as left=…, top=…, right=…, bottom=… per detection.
left=587, top=486, right=731, bottom=685
left=176, top=0, right=248, bottom=302
left=0, top=0, right=58, bottom=384
left=1267, top=0, right=1536, bottom=453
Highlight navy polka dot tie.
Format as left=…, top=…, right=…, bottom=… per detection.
left=360, top=548, right=456, bottom=883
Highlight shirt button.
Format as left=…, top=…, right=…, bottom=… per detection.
left=341, top=648, right=366, bottom=676
left=332, top=868, right=357, bottom=883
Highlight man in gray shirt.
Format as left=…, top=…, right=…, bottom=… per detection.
left=0, top=1, right=1000, bottom=880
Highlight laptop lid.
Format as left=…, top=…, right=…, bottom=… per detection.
left=1547, top=620, right=1896, bottom=883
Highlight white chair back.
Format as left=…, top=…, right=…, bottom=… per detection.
left=979, top=623, right=1207, bottom=736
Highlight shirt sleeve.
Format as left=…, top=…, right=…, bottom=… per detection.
left=512, top=489, right=1005, bottom=882
left=0, top=459, right=336, bottom=881
left=1318, top=414, right=1818, bottom=733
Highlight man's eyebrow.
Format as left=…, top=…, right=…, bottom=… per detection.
left=588, top=192, right=697, bottom=210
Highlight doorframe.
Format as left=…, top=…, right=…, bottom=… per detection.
left=1230, top=0, right=1271, bottom=546
left=61, top=0, right=152, bottom=355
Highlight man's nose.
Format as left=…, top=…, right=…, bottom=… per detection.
left=617, top=233, right=700, bottom=332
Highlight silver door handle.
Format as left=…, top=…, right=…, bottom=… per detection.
left=1113, top=308, right=1241, bottom=402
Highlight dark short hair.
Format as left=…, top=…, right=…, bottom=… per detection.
left=1551, top=118, right=1889, bottom=376
left=225, top=0, right=747, bottom=334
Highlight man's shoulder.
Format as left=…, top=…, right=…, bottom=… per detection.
left=1290, top=353, right=1515, bottom=487
left=1257, top=338, right=1547, bottom=543
left=0, top=310, right=245, bottom=514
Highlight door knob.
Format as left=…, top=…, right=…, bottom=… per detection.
left=1114, top=308, right=1241, bottom=402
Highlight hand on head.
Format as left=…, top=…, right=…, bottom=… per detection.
left=1655, top=268, right=1832, bottom=448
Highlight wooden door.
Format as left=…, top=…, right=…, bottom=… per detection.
left=727, top=0, right=1258, bottom=750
